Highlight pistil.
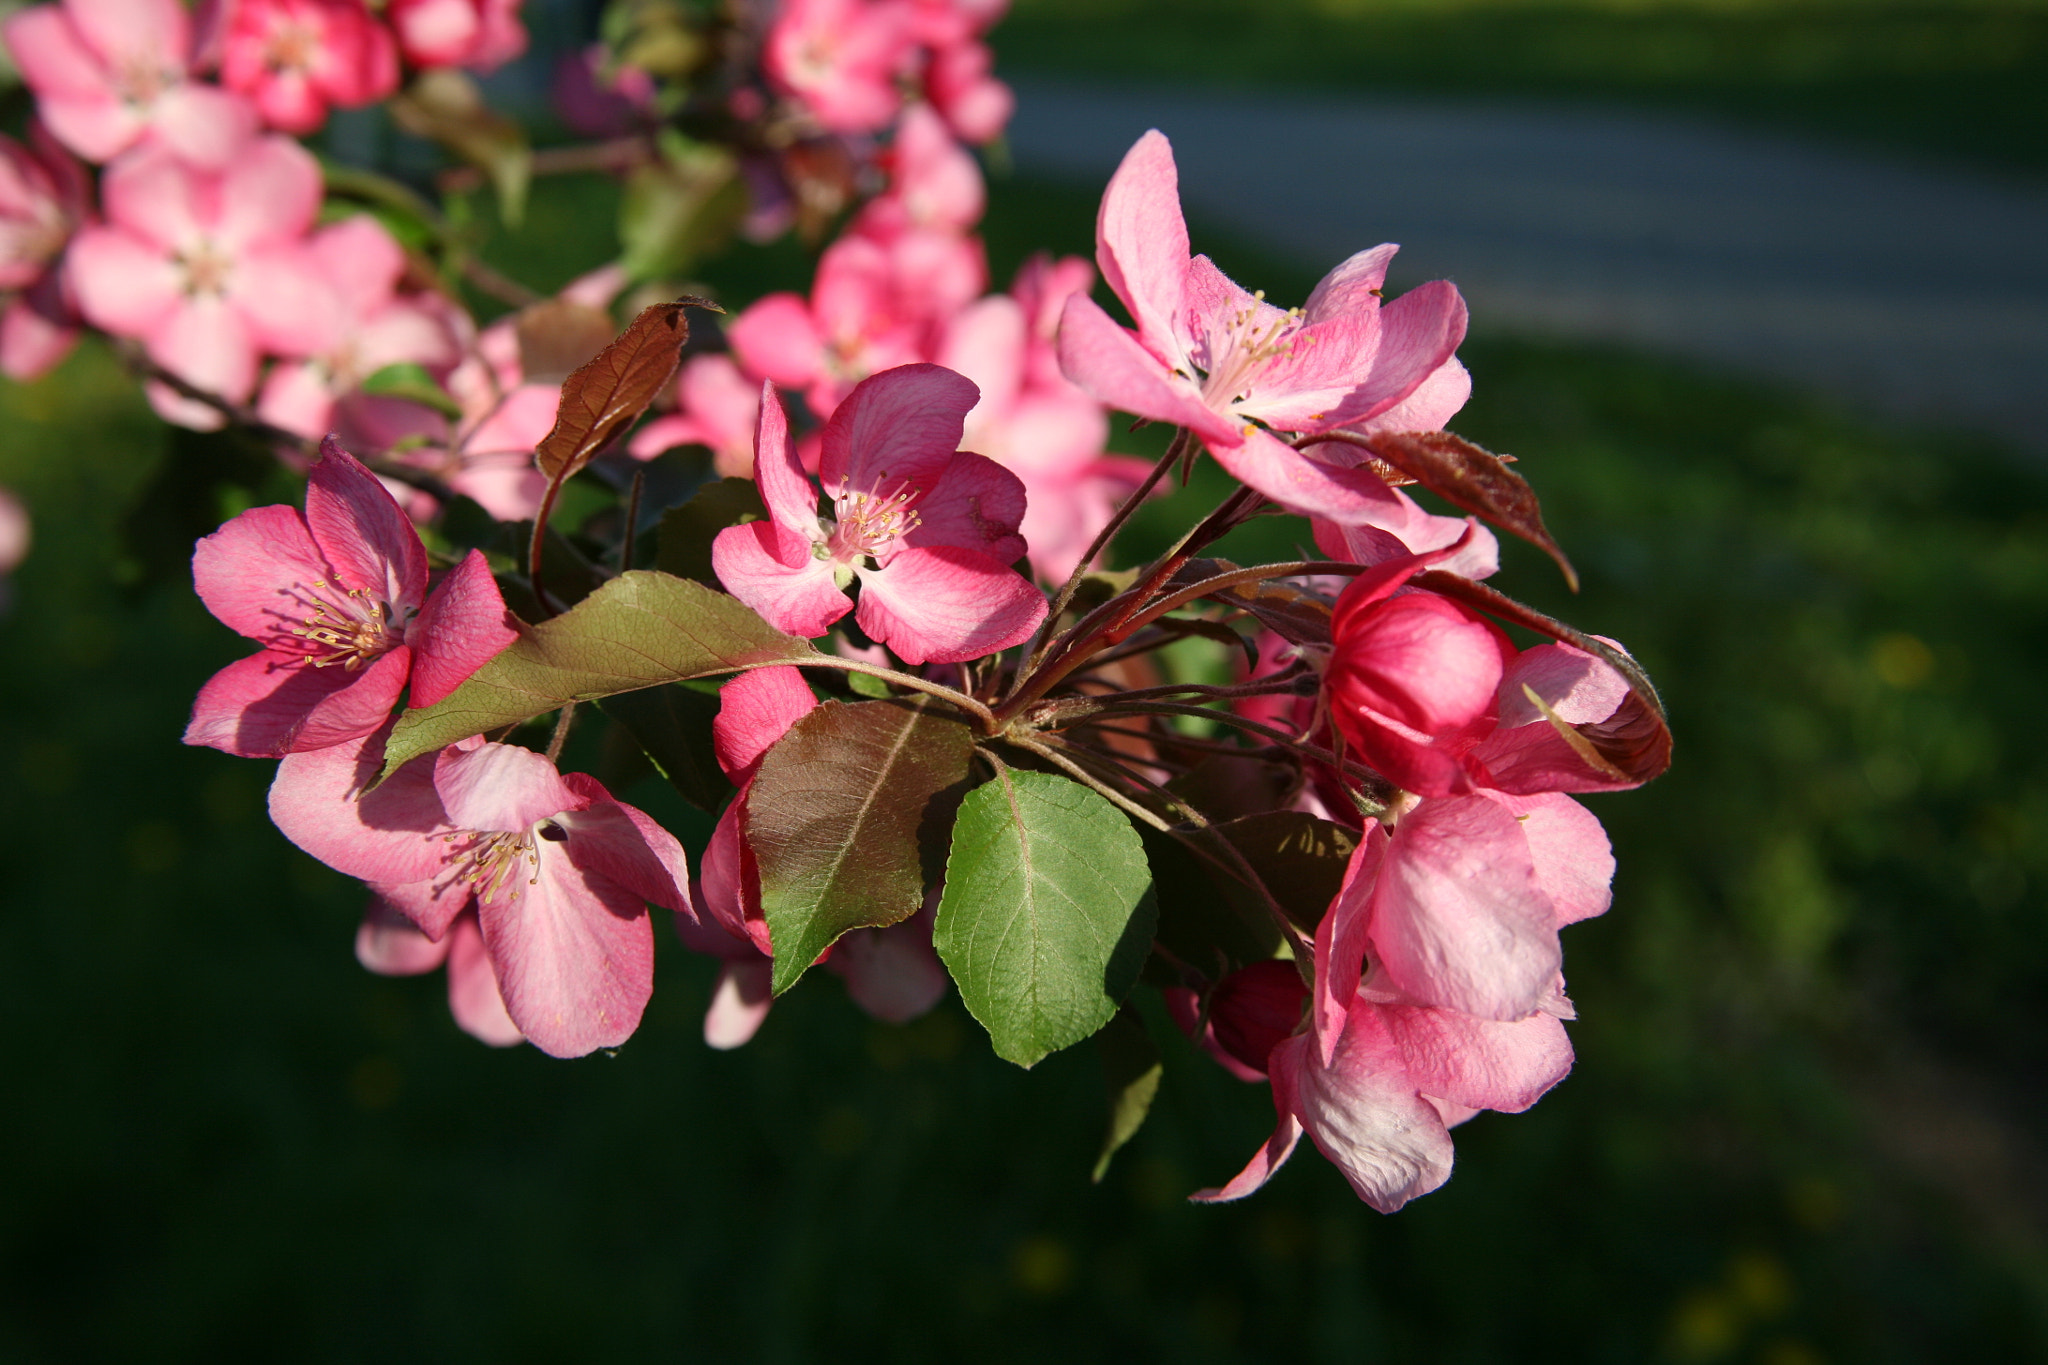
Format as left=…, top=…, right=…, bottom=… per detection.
left=291, top=579, right=396, bottom=670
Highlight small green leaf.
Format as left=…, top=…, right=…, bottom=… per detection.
left=1092, top=1005, right=1162, bottom=1183
left=599, top=682, right=727, bottom=811
left=383, top=569, right=813, bottom=776
left=748, top=698, right=974, bottom=993
left=845, top=669, right=892, bottom=698
left=360, top=362, right=463, bottom=418
left=935, top=769, right=1157, bottom=1068
left=656, top=477, right=767, bottom=586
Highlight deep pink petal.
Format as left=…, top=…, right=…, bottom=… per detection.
left=820, top=362, right=977, bottom=497
left=710, top=665, right=817, bottom=782
left=1095, top=130, right=1192, bottom=362
left=854, top=545, right=1046, bottom=665
left=191, top=502, right=328, bottom=644
left=1056, top=293, right=1237, bottom=445
left=407, top=549, right=517, bottom=707
left=1312, top=822, right=1387, bottom=1065
left=751, top=382, right=822, bottom=561
left=704, top=957, right=773, bottom=1049
left=905, top=450, right=1027, bottom=565
left=304, top=437, right=429, bottom=608
left=478, top=849, right=653, bottom=1057
left=1302, top=244, right=1399, bottom=321
left=268, top=724, right=455, bottom=887
left=1369, top=794, right=1560, bottom=1021
left=148, top=83, right=256, bottom=169
left=434, top=740, right=579, bottom=832
left=446, top=912, right=523, bottom=1046
left=1189, top=1109, right=1304, bottom=1204
left=1207, top=426, right=1411, bottom=525
left=711, top=520, right=850, bottom=639
left=727, top=292, right=824, bottom=389
left=185, top=644, right=408, bottom=756
left=691, top=800, right=755, bottom=947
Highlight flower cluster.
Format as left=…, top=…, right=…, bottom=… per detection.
left=1, top=0, right=1671, bottom=1213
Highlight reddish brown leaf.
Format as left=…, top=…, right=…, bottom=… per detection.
left=1575, top=689, right=1673, bottom=786
left=1358, top=430, right=1578, bottom=591
left=534, top=296, right=715, bottom=482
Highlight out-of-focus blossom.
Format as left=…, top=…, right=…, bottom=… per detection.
left=728, top=234, right=928, bottom=419
left=922, top=36, right=1008, bottom=144
left=65, top=135, right=337, bottom=428
left=0, top=486, right=29, bottom=612
left=257, top=216, right=462, bottom=441
left=3, top=0, right=255, bottom=166
left=1058, top=130, right=1470, bottom=530
left=0, top=122, right=88, bottom=380
left=356, top=901, right=522, bottom=1047
left=552, top=44, right=656, bottom=138
left=763, top=0, right=915, bottom=135
left=386, top=0, right=525, bottom=71
left=628, top=354, right=764, bottom=477
left=219, top=0, right=399, bottom=134
left=184, top=440, right=517, bottom=757
left=711, top=364, right=1046, bottom=664
left=271, top=730, right=692, bottom=1057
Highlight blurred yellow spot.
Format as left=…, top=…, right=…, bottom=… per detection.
left=1010, top=1235, right=1073, bottom=1297
left=1760, top=1340, right=1826, bottom=1365
left=1870, top=632, right=1934, bottom=688
left=1729, top=1251, right=1791, bottom=1316
left=125, top=820, right=183, bottom=874
left=1669, top=1289, right=1739, bottom=1360
left=1787, top=1176, right=1844, bottom=1232
left=349, top=1056, right=401, bottom=1109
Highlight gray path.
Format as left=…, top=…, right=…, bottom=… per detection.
left=1008, top=79, right=2048, bottom=454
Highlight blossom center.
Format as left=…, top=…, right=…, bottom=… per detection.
left=823, top=484, right=920, bottom=562
left=443, top=828, right=538, bottom=905
left=116, top=53, right=178, bottom=107
left=264, top=18, right=323, bottom=75
left=174, top=239, right=236, bottom=298
left=289, top=578, right=398, bottom=670
left=1196, top=289, right=1308, bottom=412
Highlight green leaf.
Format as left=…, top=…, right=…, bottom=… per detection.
left=748, top=698, right=976, bottom=993
left=1091, top=1005, right=1162, bottom=1183
left=383, top=569, right=813, bottom=777
left=618, top=140, right=745, bottom=283
left=360, top=362, right=463, bottom=418
left=935, top=769, right=1157, bottom=1068
left=1140, top=825, right=1281, bottom=976
left=388, top=70, right=530, bottom=226
left=598, top=682, right=728, bottom=811
left=1212, top=811, right=1360, bottom=934
left=655, top=477, right=767, bottom=586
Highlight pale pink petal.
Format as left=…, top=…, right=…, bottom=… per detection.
left=555, top=774, right=693, bottom=912
left=936, top=293, right=1026, bottom=417
left=356, top=898, right=450, bottom=975
left=305, top=438, right=429, bottom=608
left=215, top=132, right=323, bottom=247
left=1495, top=642, right=1631, bottom=728
left=5, top=9, right=112, bottom=103
left=711, top=520, right=850, bottom=639
left=1189, top=1111, right=1304, bottom=1204
left=445, top=913, right=523, bottom=1046
left=308, top=213, right=406, bottom=301
left=255, top=361, right=336, bottom=440
left=1272, top=282, right=1468, bottom=436
left=854, top=545, right=1045, bottom=665
left=710, top=664, right=817, bottom=782
left=479, top=850, right=653, bottom=1057
left=704, top=957, right=773, bottom=1049
left=434, top=740, right=580, bottom=832
left=65, top=0, right=190, bottom=74
left=1284, top=1027, right=1454, bottom=1213
left=1369, top=794, right=1560, bottom=1022
left=64, top=226, right=181, bottom=337
left=1345, top=356, right=1471, bottom=438
left=1481, top=790, right=1613, bottom=928
left=1056, top=293, right=1237, bottom=446
left=230, top=244, right=342, bottom=358
left=145, top=296, right=258, bottom=405
left=1311, top=492, right=1499, bottom=580
left=407, top=548, right=516, bottom=707
left=905, top=450, right=1027, bottom=565
left=372, top=874, right=470, bottom=942
left=1095, top=130, right=1191, bottom=362
left=1302, top=243, right=1399, bottom=321
left=827, top=909, right=947, bottom=1022
left=1369, top=1001, right=1573, bottom=1114
left=148, top=83, right=257, bottom=169
left=0, top=296, right=76, bottom=380
left=268, top=725, right=455, bottom=886
left=1312, top=822, right=1387, bottom=1065
left=820, top=361, right=977, bottom=497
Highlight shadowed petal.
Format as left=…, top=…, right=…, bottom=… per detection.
left=479, top=850, right=654, bottom=1057
left=435, top=741, right=579, bottom=832
left=1312, top=822, right=1387, bottom=1065
left=356, top=898, right=449, bottom=975
left=185, top=643, right=409, bottom=756
left=1285, top=1028, right=1454, bottom=1213
left=711, top=520, right=850, bottom=639
left=446, top=914, right=523, bottom=1046
left=704, top=957, right=773, bottom=1049
left=1369, top=1000, right=1573, bottom=1114
left=854, top=544, right=1045, bottom=665
left=304, top=438, right=428, bottom=608
left=557, top=772, right=692, bottom=911
left=191, top=503, right=328, bottom=645
left=269, top=726, right=454, bottom=887
left=1056, top=293, right=1237, bottom=445
left=906, top=450, right=1027, bottom=565
left=1207, top=425, right=1409, bottom=525
left=408, top=549, right=517, bottom=707
left=751, top=383, right=821, bottom=561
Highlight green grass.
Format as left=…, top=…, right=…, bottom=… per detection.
left=999, top=0, right=2048, bottom=178
left=3, top=168, right=2046, bottom=1358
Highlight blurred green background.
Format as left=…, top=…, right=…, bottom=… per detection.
left=4, top=1, right=2047, bottom=1360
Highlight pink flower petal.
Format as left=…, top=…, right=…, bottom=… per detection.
left=268, top=725, right=455, bottom=887
left=1189, top=1110, right=1303, bottom=1204
left=727, top=292, right=825, bottom=389
left=304, top=438, right=429, bottom=609
left=230, top=243, right=342, bottom=358
left=478, top=847, right=654, bottom=1057
left=434, top=741, right=579, bottom=832
left=1302, top=243, right=1399, bottom=320
left=407, top=548, right=516, bottom=707
left=1207, top=424, right=1410, bottom=525
left=750, top=383, right=822, bottom=562
left=827, top=908, right=948, bottom=1023
left=905, top=450, right=1028, bottom=566
left=704, top=957, right=773, bottom=1049
left=1367, top=1000, right=1573, bottom=1115
left=710, top=664, right=817, bottom=783
left=1312, top=822, right=1387, bottom=1065
left=819, top=361, right=977, bottom=497
left=446, top=912, right=523, bottom=1046
left=356, top=897, right=450, bottom=975
left=191, top=501, right=328, bottom=644
left=0, top=295, right=78, bottom=380
left=1282, top=1026, right=1454, bottom=1214
left=148, top=82, right=256, bottom=169
left=185, top=642, right=409, bottom=755
left=1055, top=292, right=1237, bottom=446
left=215, top=132, right=322, bottom=248
left=1481, top=790, right=1613, bottom=928
left=853, top=544, right=1045, bottom=665
left=711, top=520, right=850, bottom=639
left=64, top=225, right=182, bottom=338
left=145, top=294, right=258, bottom=406
left=556, top=772, right=693, bottom=912
left=1369, top=794, right=1561, bottom=1022
left=1094, top=129, right=1192, bottom=363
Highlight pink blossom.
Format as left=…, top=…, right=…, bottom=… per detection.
left=1195, top=985, right=1572, bottom=1211
left=711, top=364, right=1047, bottom=665
left=386, top=0, right=525, bottom=71
left=1164, top=958, right=1308, bottom=1083
left=219, top=0, right=398, bottom=135
left=184, top=438, right=518, bottom=757
left=1057, top=131, right=1471, bottom=528
left=0, top=121, right=88, bottom=381
left=356, top=900, right=522, bottom=1046
left=627, top=354, right=764, bottom=477
left=3, top=0, right=255, bottom=166
left=763, top=0, right=915, bottom=136
left=65, top=135, right=339, bottom=429
left=0, top=486, right=29, bottom=613
left=256, top=216, right=462, bottom=441
left=852, top=103, right=984, bottom=242
left=921, top=37, right=1009, bottom=144
left=269, top=728, right=692, bottom=1057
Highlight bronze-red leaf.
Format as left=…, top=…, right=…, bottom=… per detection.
left=1358, top=430, right=1578, bottom=592
left=534, top=296, right=716, bottom=482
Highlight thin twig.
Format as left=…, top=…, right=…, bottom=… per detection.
left=545, top=701, right=577, bottom=763
left=620, top=466, right=646, bottom=571
left=742, top=657, right=997, bottom=731
left=119, top=348, right=319, bottom=457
